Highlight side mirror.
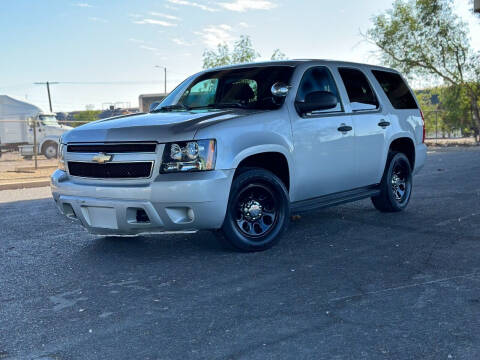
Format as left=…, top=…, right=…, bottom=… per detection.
left=271, top=82, right=291, bottom=98
left=27, top=117, right=35, bottom=128
left=295, top=91, right=338, bottom=115
left=149, top=102, right=161, bottom=112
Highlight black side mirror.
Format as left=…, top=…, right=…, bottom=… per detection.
left=295, top=91, right=338, bottom=115
left=149, top=102, right=161, bottom=112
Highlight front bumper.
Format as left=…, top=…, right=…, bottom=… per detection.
left=51, top=169, right=235, bottom=235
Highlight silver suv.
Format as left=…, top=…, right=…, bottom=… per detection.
left=51, top=60, right=427, bottom=251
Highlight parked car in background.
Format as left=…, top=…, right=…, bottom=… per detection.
left=51, top=60, right=427, bottom=251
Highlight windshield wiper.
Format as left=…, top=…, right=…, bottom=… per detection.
left=152, top=103, right=190, bottom=112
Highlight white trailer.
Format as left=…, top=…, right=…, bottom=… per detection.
left=0, top=95, right=72, bottom=158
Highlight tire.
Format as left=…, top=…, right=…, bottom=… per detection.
left=42, top=142, right=58, bottom=159
left=371, top=151, right=413, bottom=212
left=218, top=167, right=290, bottom=252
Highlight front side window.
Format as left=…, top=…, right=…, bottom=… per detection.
left=372, top=70, right=418, bottom=109
left=39, top=115, right=59, bottom=126
left=338, top=68, right=379, bottom=111
left=296, top=66, right=342, bottom=113
left=157, top=66, right=294, bottom=111
left=181, top=79, right=218, bottom=107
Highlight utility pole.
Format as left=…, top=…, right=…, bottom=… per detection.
left=32, top=117, right=38, bottom=169
left=34, top=81, right=59, bottom=112
left=154, top=66, right=167, bottom=94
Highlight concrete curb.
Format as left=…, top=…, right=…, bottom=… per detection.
left=0, top=179, right=50, bottom=191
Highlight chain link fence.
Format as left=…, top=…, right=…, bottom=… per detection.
left=0, top=118, right=88, bottom=188
left=423, top=110, right=474, bottom=139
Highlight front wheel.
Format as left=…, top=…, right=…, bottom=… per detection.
left=219, top=168, right=290, bottom=252
left=371, top=152, right=413, bottom=212
left=42, top=142, right=58, bottom=159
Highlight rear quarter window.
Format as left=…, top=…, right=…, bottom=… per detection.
left=372, top=70, right=418, bottom=109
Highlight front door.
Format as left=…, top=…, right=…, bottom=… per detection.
left=290, top=66, right=357, bottom=201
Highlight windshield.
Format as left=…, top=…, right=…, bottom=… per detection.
left=155, top=66, right=295, bottom=112
left=39, top=115, right=59, bottom=126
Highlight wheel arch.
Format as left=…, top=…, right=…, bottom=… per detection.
left=388, top=136, right=415, bottom=169
left=233, top=146, right=292, bottom=194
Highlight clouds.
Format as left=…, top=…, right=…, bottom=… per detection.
left=218, top=0, right=277, bottom=12
left=172, top=38, right=192, bottom=46
left=167, top=0, right=218, bottom=12
left=150, top=12, right=181, bottom=21
left=133, top=18, right=177, bottom=27
left=194, top=24, right=234, bottom=47
left=130, top=0, right=278, bottom=52
left=88, top=16, right=108, bottom=23
left=73, top=2, right=93, bottom=7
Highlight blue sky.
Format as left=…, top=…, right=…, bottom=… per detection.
left=1, top=0, right=479, bottom=112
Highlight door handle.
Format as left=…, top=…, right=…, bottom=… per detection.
left=378, top=121, right=391, bottom=128
left=337, top=124, right=353, bottom=133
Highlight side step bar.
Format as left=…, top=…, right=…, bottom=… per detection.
left=291, top=186, right=380, bottom=213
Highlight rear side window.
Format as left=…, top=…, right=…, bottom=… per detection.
left=372, top=70, right=418, bottom=109
left=338, top=68, right=379, bottom=111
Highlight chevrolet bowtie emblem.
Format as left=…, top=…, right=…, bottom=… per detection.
left=92, top=152, right=113, bottom=164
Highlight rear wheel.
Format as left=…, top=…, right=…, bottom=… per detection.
left=371, top=152, right=413, bottom=212
left=219, top=168, right=290, bottom=252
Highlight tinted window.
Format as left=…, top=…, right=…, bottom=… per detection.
left=372, top=70, right=418, bottom=109
left=338, top=68, right=379, bottom=110
left=162, top=66, right=294, bottom=111
left=296, top=66, right=342, bottom=113
left=182, top=79, right=218, bottom=107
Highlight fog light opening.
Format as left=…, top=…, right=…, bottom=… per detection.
left=62, top=203, right=77, bottom=219
left=136, top=209, right=150, bottom=223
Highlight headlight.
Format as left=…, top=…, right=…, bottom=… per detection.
left=58, top=144, right=66, bottom=171
left=161, top=139, right=216, bottom=173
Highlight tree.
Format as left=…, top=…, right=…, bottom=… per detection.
left=439, top=85, right=474, bottom=136
left=202, top=35, right=287, bottom=69
left=202, top=44, right=232, bottom=69
left=73, top=110, right=101, bottom=127
left=367, top=0, right=480, bottom=141
left=271, top=49, right=287, bottom=61
left=231, top=35, right=260, bottom=64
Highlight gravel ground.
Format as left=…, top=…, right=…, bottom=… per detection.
left=0, top=147, right=479, bottom=360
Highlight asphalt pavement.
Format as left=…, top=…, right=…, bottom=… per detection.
left=1, top=147, right=479, bottom=360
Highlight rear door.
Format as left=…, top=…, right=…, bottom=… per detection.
left=337, top=67, right=387, bottom=187
left=290, top=66, right=356, bottom=201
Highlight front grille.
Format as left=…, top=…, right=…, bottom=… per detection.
left=67, top=143, right=157, bottom=153
left=68, top=162, right=153, bottom=179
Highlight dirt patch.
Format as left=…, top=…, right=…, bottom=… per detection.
left=425, top=137, right=478, bottom=147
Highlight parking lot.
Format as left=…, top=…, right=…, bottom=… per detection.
left=1, top=147, right=479, bottom=359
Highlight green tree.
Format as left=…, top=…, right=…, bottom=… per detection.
left=367, top=0, right=480, bottom=141
left=271, top=49, right=287, bottom=61
left=73, top=110, right=101, bottom=127
left=202, top=35, right=287, bottom=69
left=440, top=85, right=474, bottom=136
left=415, top=89, right=440, bottom=136
left=231, top=35, right=260, bottom=64
left=202, top=43, right=232, bottom=69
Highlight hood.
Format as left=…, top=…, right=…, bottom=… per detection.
left=62, top=109, right=258, bottom=144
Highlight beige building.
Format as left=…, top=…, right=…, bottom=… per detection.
left=138, top=93, right=168, bottom=113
